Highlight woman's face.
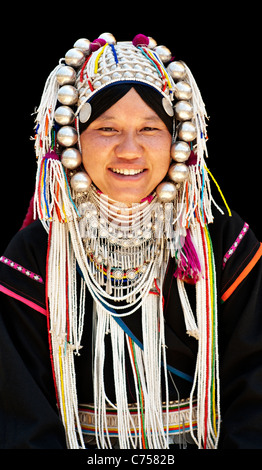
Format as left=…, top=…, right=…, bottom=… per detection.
left=80, top=88, right=172, bottom=204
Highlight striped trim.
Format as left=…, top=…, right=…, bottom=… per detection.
left=78, top=400, right=198, bottom=438
left=221, top=243, right=262, bottom=302
left=0, top=256, right=44, bottom=284
left=0, top=284, right=47, bottom=316
left=222, top=222, right=249, bottom=269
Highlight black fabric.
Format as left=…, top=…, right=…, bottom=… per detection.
left=0, top=209, right=262, bottom=449
left=79, top=83, right=174, bottom=135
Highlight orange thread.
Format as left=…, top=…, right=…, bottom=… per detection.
left=221, top=243, right=262, bottom=302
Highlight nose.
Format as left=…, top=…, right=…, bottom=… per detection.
left=115, top=131, right=142, bottom=160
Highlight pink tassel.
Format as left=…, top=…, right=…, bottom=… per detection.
left=174, top=230, right=201, bottom=284
left=132, top=34, right=150, bottom=47
left=90, top=38, right=107, bottom=52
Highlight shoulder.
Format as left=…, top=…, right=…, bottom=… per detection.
left=2, top=220, right=48, bottom=274
left=4, top=220, right=48, bottom=258
left=0, top=221, right=48, bottom=300
left=209, top=205, right=260, bottom=262
left=208, top=206, right=262, bottom=301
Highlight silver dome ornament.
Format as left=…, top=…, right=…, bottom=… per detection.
left=167, top=61, right=187, bottom=81
left=174, top=101, right=194, bottom=121
left=54, top=106, right=75, bottom=126
left=178, top=121, right=197, bottom=142
left=154, top=45, right=172, bottom=63
left=70, top=171, right=92, bottom=193
left=171, top=141, right=191, bottom=162
left=98, top=32, right=116, bottom=44
left=58, top=85, right=78, bottom=106
left=148, top=37, right=157, bottom=49
left=73, top=38, right=91, bottom=55
left=65, top=48, right=86, bottom=68
left=162, top=97, right=174, bottom=117
left=168, top=163, right=189, bottom=183
left=79, top=102, right=92, bottom=124
left=56, top=66, right=77, bottom=86
left=174, top=81, right=192, bottom=101
left=61, top=148, right=82, bottom=170
left=57, top=126, right=78, bottom=147
left=156, top=181, right=177, bottom=202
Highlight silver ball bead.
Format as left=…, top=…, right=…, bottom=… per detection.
left=61, top=148, right=82, bottom=170
left=148, top=37, right=157, bottom=49
left=168, top=163, right=189, bottom=183
left=65, top=48, right=85, bottom=68
left=174, top=81, right=192, bottom=101
left=54, top=106, right=75, bottom=126
left=171, top=141, right=191, bottom=162
left=178, top=121, right=197, bottom=142
left=70, top=171, right=92, bottom=193
left=73, top=38, right=91, bottom=55
left=56, top=66, right=76, bottom=86
left=174, top=100, right=194, bottom=121
left=154, top=45, right=172, bottom=63
left=57, top=126, right=78, bottom=147
left=156, top=181, right=177, bottom=202
left=167, top=61, right=187, bottom=81
left=57, top=85, right=78, bottom=106
left=98, top=32, right=116, bottom=44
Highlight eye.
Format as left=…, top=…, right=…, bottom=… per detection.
left=141, top=127, right=159, bottom=133
left=98, top=127, right=118, bottom=133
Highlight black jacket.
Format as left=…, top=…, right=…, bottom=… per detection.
left=0, top=208, right=261, bottom=449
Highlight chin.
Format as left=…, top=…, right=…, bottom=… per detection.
left=110, top=194, right=144, bottom=205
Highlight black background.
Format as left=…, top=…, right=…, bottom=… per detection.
left=1, top=9, right=261, bottom=253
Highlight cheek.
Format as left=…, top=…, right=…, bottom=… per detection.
left=152, top=140, right=172, bottom=175
left=81, top=136, right=103, bottom=172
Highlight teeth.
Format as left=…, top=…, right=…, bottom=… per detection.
left=111, top=168, right=144, bottom=175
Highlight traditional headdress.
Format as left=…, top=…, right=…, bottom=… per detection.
left=32, top=33, right=230, bottom=449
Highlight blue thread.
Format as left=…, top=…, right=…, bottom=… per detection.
left=110, top=44, right=119, bottom=65
left=43, top=159, right=50, bottom=219
left=166, top=364, right=193, bottom=383
left=62, top=167, right=81, bottom=217
left=137, top=47, right=162, bottom=79
left=200, top=166, right=205, bottom=219
left=76, top=262, right=194, bottom=383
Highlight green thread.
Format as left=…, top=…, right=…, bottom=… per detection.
left=131, top=339, right=148, bottom=449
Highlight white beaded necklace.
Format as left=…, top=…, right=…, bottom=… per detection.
left=76, top=185, right=170, bottom=313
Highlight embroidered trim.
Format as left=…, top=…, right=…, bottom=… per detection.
left=78, top=399, right=198, bottom=438
left=222, top=222, right=249, bottom=269
left=0, top=284, right=47, bottom=316
left=221, top=243, right=262, bottom=302
left=0, top=256, right=44, bottom=284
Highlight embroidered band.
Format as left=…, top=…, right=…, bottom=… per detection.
left=0, top=284, right=47, bottom=316
left=78, top=399, right=198, bottom=438
left=0, top=256, right=44, bottom=284
left=222, top=222, right=249, bottom=269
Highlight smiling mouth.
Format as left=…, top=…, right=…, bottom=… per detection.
left=110, top=168, right=145, bottom=176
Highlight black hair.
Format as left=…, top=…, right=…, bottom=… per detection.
left=79, top=83, right=173, bottom=135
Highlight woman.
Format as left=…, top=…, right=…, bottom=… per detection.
left=0, top=33, right=261, bottom=450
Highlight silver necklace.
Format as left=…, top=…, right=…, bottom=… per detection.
left=76, top=185, right=171, bottom=307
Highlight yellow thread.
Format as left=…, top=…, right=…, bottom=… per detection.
left=204, top=225, right=217, bottom=436
left=94, top=44, right=108, bottom=74
left=146, top=49, right=172, bottom=89
left=204, top=166, right=232, bottom=217
left=59, top=345, right=67, bottom=431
